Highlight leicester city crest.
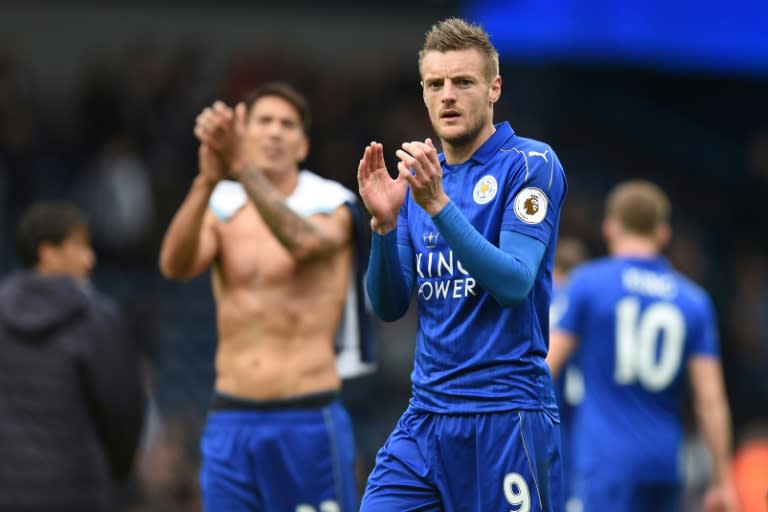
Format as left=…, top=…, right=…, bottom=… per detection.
left=473, top=175, right=498, bottom=205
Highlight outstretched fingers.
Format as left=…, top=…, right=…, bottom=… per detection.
left=372, top=142, right=386, bottom=172
left=358, top=142, right=387, bottom=184
left=357, top=145, right=371, bottom=185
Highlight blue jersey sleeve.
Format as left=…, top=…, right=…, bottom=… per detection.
left=363, top=189, right=417, bottom=321
left=501, top=145, right=567, bottom=248
left=365, top=230, right=414, bottom=322
left=686, top=293, right=721, bottom=358
left=432, top=201, right=545, bottom=307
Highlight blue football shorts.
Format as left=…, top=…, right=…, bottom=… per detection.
left=199, top=392, right=357, bottom=512
left=360, top=405, right=564, bottom=511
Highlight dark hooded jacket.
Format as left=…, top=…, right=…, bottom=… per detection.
left=0, top=271, right=145, bottom=512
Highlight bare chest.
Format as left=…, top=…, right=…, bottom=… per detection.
left=215, top=205, right=297, bottom=285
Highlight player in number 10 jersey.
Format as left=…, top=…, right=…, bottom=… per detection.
left=547, top=180, right=737, bottom=512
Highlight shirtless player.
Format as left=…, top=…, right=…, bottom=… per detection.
left=159, top=82, right=360, bottom=512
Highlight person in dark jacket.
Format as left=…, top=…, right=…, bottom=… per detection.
left=0, top=200, right=146, bottom=512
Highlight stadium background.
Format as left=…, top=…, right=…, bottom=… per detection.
left=1, top=0, right=766, bottom=509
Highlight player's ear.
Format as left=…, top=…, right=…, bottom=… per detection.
left=489, top=75, right=501, bottom=104
left=421, top=81, right=428, bottom=107
left=656, top=222, right=672, bottom=250
left=602, top=217, right=616, bottom=245
left=36, top=241, right=60, bottom=273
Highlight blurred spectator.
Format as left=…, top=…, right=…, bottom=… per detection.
left=0, top=200, right=146, bottom=511
left=73, top=137, right=156, bottom=265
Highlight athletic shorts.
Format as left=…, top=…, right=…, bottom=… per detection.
left=360, top=405, right=564, bottom=511
left=200, top=391, right=357, bottom=512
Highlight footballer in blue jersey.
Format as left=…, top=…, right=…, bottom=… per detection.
left=547, top=180, right=738, bottom=512
left=357, top=18, right=566, bottom=511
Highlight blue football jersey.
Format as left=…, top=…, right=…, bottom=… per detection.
left=397, top=122, right=567, bottom=414
left=556, top=256, right=720, bottom=483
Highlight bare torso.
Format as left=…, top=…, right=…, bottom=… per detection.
left=210, top=203, right=351, bottom=400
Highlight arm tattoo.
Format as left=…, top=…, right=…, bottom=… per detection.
left=238, top=165, right=332, bottom=258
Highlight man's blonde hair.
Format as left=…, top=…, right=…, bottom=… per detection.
left=605, top=180, right=671, bottom=236
left=418, top=17, right=500, bottom=82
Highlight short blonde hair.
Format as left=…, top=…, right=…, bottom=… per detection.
left=418, top=17, right=499, bottom=82
left=605, top=180, right=671, bottom=236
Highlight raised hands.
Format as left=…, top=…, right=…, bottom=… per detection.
left=358, top=138, right=449, bottom=233
left=357, top=142, right=408, bottom=234
left=194, top=101, right=248, bottom=178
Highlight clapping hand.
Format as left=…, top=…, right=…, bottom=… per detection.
left=395, top=138, right=449, bottom=217
left=357, top=142, right=408, bottom=234
left=194, top=101, right=248, bottom=177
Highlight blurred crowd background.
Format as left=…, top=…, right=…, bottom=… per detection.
left=1, top=0, right=767, bottom=510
